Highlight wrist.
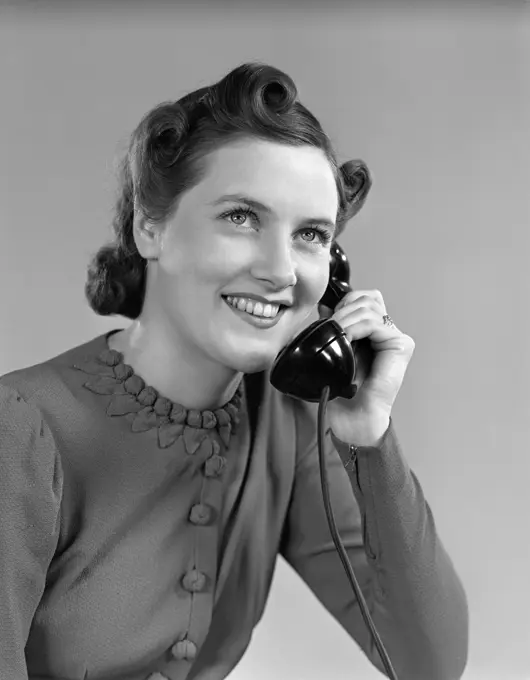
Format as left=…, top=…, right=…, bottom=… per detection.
left=331, top=412, right=391, bottom=448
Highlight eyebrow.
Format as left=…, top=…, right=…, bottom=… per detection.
left=211, top=193, right=337, bottom=232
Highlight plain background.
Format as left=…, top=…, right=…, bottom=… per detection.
left=1, top=1, right=529, bottom=679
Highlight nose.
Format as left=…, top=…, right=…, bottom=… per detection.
left=250, top=233, right=297, bottom=292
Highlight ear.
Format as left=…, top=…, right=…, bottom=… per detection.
left=132, top=211, right=162, bottom=261
left=339, top=159, right=372, bottom=220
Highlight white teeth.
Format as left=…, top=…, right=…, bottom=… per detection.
left=226, top=296, right=281, bottom=318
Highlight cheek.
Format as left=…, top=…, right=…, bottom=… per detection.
left=165, top=244, right=243, bottom=306
left=299, top=258, right=331, bottom=304
left=159, top=231, right=220, bottom=284
left=202, top=237, right=255, bottom=283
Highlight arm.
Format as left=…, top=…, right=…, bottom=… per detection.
left=0, top=384, right=63, bottom=679
left=280, top=417, right=468, bottom=680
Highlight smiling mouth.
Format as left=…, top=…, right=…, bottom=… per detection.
left=221, top=296, right=287, bottom=327
left=222, top=295, right=286, bottom=316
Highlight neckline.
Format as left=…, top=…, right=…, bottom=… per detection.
left=72, top=332, right=245, bottom=451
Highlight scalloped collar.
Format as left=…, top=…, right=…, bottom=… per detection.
left=73, top=338, right=244, bottom=453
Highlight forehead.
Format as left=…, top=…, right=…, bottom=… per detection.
left=194, top=138, right=338, bottom=215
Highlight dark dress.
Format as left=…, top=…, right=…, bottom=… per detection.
left=0, top=330, right=468, bottom=680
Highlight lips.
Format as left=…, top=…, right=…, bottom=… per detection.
left=222, top=295, right=283, bottom=318
left=221, top=296, right=286, bottom=329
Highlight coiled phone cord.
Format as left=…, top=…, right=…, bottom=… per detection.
left=317, top=384, right=399, bottom=680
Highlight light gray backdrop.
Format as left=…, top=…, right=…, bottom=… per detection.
left=1, top=2, right=528, bottom=679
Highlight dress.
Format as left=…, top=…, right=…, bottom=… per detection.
left=0, top=330, right=468, bottom=680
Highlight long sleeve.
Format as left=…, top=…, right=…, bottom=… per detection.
left=280, top=417, right=468, bottom=680
left=0, top=385, right=64, bottom=680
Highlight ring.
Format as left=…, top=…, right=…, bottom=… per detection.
left=382, top=314, right=395, bottom=327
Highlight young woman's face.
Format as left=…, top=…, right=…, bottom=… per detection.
left=144, top=138, right=339, bottom=374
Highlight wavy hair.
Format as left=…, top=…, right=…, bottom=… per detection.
left=85, top=62, right=371, bottom=319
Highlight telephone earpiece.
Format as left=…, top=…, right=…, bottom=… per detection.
left=270, top=241, right=359, bottom=402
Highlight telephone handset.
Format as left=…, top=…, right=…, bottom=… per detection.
left=269, top=240, right=400, bottom=679
left=270, top=241, right=363, bottom=402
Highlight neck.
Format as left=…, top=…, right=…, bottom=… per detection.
left=107, top=321, right=243, bottom=411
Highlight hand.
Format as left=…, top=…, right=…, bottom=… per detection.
left=318, top=290, right=415, bottom=446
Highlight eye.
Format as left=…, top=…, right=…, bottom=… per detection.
left=300, top=227, right=332, bottom=246
left=229, top=211, right=248, bottom=225
left=301, top=230, right=316, bottom=242
left=220, top=206, right=258, bottom=227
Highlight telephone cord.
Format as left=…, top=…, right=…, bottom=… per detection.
left=317, top=384, right=399, bottom=680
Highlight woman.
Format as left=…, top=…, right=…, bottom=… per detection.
left=0, top=63, right=468, bottom=680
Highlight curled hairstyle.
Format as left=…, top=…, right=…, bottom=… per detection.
left=85, top=62, right=372, bottom=319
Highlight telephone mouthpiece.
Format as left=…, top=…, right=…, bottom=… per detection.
left=270, top=319, right=357, bottom=402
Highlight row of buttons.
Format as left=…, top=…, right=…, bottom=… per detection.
left=181, top=504, right=212, bottom=596
left=146, top=440, right=229, bottom=677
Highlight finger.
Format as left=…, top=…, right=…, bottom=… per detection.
left=333, top=299, right=385, bottom=326
left=336, top=289, right=385, bottom=305
left=335, top=290, right=387, bottom=315
left=333, top=305, right=414, bottom=357
left=333, top=308, right=395, bottom=342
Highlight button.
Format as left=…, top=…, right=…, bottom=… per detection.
left=189, top=503, right=212, bottom=525
left=171, top=638, right=197, bottom=661
left=204, top=454, right=227, bottom=478
left=147, top=674, right=169, bottom=680
left=181, top=568, right=207, bottom=593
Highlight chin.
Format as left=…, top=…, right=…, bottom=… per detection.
left=225, top=349, right=277, bottom=375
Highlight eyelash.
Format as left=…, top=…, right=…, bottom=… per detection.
left=219, top=205, right=332, bottom=246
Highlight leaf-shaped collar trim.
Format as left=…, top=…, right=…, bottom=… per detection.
left=73, top=348, right=244, bottom=450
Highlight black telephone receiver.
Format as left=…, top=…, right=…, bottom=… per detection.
left=270, top=241, right=361, bottom=403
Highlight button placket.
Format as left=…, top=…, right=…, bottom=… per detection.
left=190, top=432, right=232, bottom=653
left=167, top=432, right=227, bottom=671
